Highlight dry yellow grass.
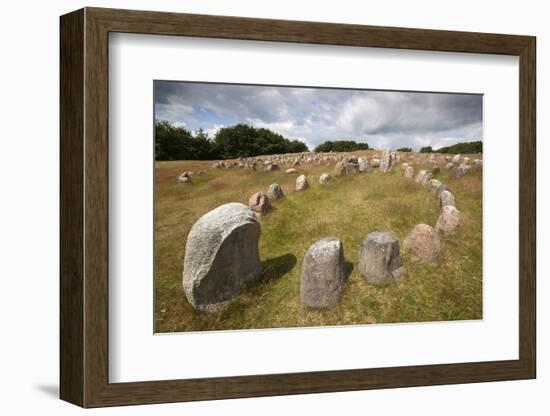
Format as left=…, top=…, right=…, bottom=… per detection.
left=155, top=151, right=482, bottom=332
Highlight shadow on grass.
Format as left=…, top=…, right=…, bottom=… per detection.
left=344, top=261, right=354, bottom=282
left=261, top=253, right=297, bottom=282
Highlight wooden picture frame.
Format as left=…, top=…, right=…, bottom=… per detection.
left=60, top=7, right=536, bottom=408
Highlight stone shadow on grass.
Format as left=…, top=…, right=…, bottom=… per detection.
left=260, top=253, right=297, bottom=282
left=344, top=261, right=354, bottom=282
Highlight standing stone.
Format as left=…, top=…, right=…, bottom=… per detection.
left=415, top=170, right=433, bottom=185
left=357, top=231, right=405, bottom=284
left=436, top=205, right=462, bottom=234
left=452, top=154, right=461, bottom=163
left=345, top=162, right=360, bottom=174
left=300, top=238, right=346, bottom=308
left=380, top=149, right=393, bottom=172
left=334, top=161, right=346, bottom=176
left=182, top=203, right=262, bottom=311
left=319, top=173, right=332, bottom=184
left=403, top=224, right=441, bottom=263
left=178, top=172, right=192, bottom=184
left=415, top=170, right=427, bottom=183
left=439, top=190, right=456, bottom=208
left=358, top=157, right=371, bottom=173
left=428, top=179, right=442, bottom=193
left=446, top=162, right=455, bottom=170
left=452, top=163, right=471, bottom=177
left=248, top=192, right=271, bottom=217
left=435, top=184, right=451, bottom=199
left=266, top=183, right=284, bottom=200
left=295, top=174, right=309, bottom=191
left=404, top=165, right=414, bottom=178
left=293, top=160, right=300, bottom=167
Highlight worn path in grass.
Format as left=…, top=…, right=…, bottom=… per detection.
left=155, top=153, right=482, bottom=332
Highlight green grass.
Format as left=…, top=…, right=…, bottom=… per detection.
left=155, top=152, right=482, bottom=332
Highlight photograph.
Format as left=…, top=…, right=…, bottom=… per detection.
left=153, top=80, right=483, bottom=333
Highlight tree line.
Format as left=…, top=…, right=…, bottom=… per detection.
left=419, top=141, right=482, bottom=154
left=155, top=121, right=308, bottom=161
left=314, top=140, right=369, bottom=153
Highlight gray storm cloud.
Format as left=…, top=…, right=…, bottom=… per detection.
left=154, top=81, right=482, bottom=151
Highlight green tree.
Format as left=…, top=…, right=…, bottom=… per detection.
left=436, top=141, right=482, bottom=154
left=314, top=140, right=369, bottom=152
left=419, top=146, right=433, bottom=153
left=397, top=147, right=412, bottom=152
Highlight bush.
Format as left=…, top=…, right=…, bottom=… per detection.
left=397, top=147, right=412, bottom=152
left=419, top=146, right=433, bottom=153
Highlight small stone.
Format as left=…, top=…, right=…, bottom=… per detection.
left=300, top=238, right=346, bottom=308
left=451, top=163, right=471, bottom=178
left=452, top=154, right=461, bottom=163
left=428, top=179, right=442, bottom=193
left=435, top=184, right=451, bottom=199
left=357, top=231, right=404, bottom=284
left=404, top=165, right=414, bottom=178
left=436, top=205, right=462, bottom=234
left=178, top=172, right=192, bottom=184
left=358, top=157, right=371, bottom=173
left=295, top=174, right=309, bottom=191
left=370, top=158, right=380, bottom=168
left=319, top=173, right=332, bottom=184
left=439, top=190, right=456, bottom=208
left=334, top=161, right=346, bottom=176
left=403, top=224, right=441, bottom=263
left=266, top=183, right=284, bottom=200
left=286, top=168, right=299, bottom=174
left=265, top=163, right=280, bottom=172
left=345, top=162, right=360, bottom=174
left=248, top=192, right=271, bottom=217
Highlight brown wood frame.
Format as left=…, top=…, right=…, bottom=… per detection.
left=60, top=7, right=536, bottom=408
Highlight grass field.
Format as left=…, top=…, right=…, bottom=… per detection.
left=155, top=151, right=482, bottom=333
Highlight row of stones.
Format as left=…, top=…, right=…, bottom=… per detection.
left=178, top=148, right=480, bottom=184
left=182, top=150, right=476, bottom=311
left=182, top=202, right=408, bottom=311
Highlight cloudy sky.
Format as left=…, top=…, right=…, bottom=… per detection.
left=154, top=81, right=482, bottom=151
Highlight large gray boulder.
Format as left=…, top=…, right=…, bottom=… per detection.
left=403, top=224, right=441, bottom=263
left=266, top=183, right=284, bottom=200
left=357, top=231, right=404, bottom=284
left=300, top=238, right=346, bottom=308
left=182, top=203, right=262, bottom=311
left=380, top=148, right=393, bottom=173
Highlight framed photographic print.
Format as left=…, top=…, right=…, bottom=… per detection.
left=60, top=7, right=536, bottom=408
